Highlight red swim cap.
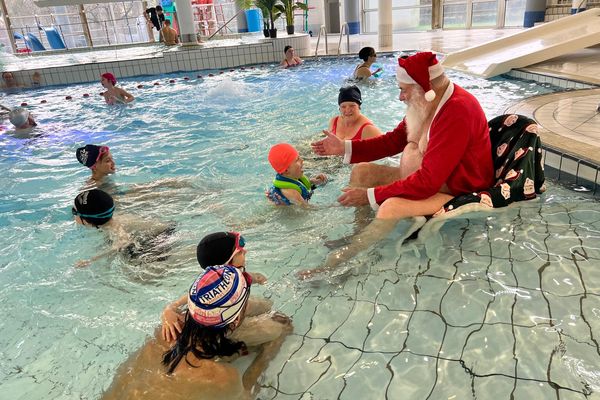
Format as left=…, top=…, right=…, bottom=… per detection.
left=268, top=143, right=298, bottom=174
left=101, top=72, right=116, bottom=86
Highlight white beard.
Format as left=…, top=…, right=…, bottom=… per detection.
left=405, top=95, right=432, bottom=137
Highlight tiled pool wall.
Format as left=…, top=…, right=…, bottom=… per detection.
left=506, top=69, right=600, bottom=194
left=508, top=68, right=597, bottom=90
left=5, top=34, right=309, bottom=88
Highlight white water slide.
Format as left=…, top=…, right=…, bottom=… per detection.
left=442, top=8, right=600, bottom=78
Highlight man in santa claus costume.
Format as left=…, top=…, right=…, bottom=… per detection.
left=303, top=52, right=494, bottom=278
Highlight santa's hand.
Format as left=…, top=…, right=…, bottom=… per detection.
left=311, top=130, right=344, bottom=156
left=337, top=187, right=369, bottom=207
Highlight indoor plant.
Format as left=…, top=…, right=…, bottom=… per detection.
left=275, top=0, right=308, bottom=35
left=256, top=0, right=281, bottom=38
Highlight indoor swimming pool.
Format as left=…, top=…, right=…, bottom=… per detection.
left=1, top=56, right=599, bottom=399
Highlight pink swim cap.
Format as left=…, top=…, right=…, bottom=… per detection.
left=268, top=143, right=298, bottom=174
left=101, top=72, right=116, bottom=86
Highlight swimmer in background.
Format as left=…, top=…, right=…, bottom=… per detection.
left=328, top=85, right=382, bottom=141
left=161, top=232, right=288, bottom=349
left=7, top=106, right=37, bottom=131
left=102, top=265, right=292, bottom=400
left=266, top=143, right=327, bottom=206
left=1, top=71, right=22, bottom=91
left=72, top=188, right=176, bottom=268
left=353, top=47, right=381, bottom=81
left=280, top=45, right=303, bottom=68
left=100, top=72, right=134, bottom=105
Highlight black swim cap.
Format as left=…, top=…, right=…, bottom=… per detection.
left=76, top=144, right=106, bottom=168
left=196, top=232, right=236, bottom=269
left=338, top=85, right=362, bottom=106
left=73, top=189, right=114, bottom=226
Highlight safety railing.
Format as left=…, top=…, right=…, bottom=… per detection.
left=337, top=22, right=350, bottom=55
left=314, top=24, right=327, bottom=56
left=192, top=2, right=237, bottom=39
left=0, top=9, right=150, bottom=54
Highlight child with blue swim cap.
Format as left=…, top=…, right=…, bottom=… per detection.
left=266, top=143, right=327, bottom=206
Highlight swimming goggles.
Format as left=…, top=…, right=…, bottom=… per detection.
left=225, top=231, right=246, bottom=266
left=90, top=146, right=109, bottom=170
left=72, top=205, right=115, bottom=219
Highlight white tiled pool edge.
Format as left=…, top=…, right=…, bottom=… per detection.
left=7, top=35, right=310, bottom=88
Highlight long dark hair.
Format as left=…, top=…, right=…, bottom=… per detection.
left=162, top=311, right=246, bottom=374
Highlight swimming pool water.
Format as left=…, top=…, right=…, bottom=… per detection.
left=1, top=56, right=599, bottom=399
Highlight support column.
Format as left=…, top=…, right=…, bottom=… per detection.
left=431, top=0, right=442, bottom=29
left=523, top=0, right=546, bottom=27
left=378, top=0, right=392, bottom=49
left=344, top=0, right=360, bottom=34
left=176, top=0, right=199, bottom=44
left=0, top=0, right=17, bottom=53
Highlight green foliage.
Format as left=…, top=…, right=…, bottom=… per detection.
left=274, top=0, right=309, bottom=26
left=258, top=0, right=283, bottom=29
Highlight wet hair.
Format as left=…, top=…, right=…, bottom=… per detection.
left=162, top=312, right=246, bottom=374
left=284, top=45, right=292, bottom=54
left=164, top=19, right=171, bottom=25
left=2, top=71, right=14, bottom=80
left=156, top=5, right=163, bottom=11
left=358, top=47, right=375, bottom=62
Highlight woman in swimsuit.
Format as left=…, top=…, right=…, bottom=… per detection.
left=353, top=47, right=381, bottom=80
left=100, top=72, right=134, bottom=105
left=280, top=45, right=303, bottom=68
left=328, top=85, right=382, bottom=141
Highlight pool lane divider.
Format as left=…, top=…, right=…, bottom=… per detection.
left=14, top=66, right=266, bottom=106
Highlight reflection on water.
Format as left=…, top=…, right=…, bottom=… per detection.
left=2, top=58, right=597, bottom=399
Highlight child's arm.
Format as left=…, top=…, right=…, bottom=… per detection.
left=280, top=188, right=308, bottom=205
left=161, top=294, right=187, bottom=342
left=248, top=272, right=267, bottom=285
left=74, top=248, right=116, bottom=268
left=118, top=88, right=135, bottom=103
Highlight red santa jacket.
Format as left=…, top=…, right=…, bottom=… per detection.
left=346, top=83, right=494, bottom=206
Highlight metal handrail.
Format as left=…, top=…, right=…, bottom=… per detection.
left=206, top=7, right=243, bottom=40
left=574, top=0, right=587, bottom=12
left=314, top=24, right=327, bottom=56
left=337, top=22, right=350, bottom=55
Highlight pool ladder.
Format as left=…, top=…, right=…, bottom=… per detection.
left=314, top=22, right=350, bottom=56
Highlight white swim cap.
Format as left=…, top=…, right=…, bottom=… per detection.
left=8, top=107, right=30, bottom=128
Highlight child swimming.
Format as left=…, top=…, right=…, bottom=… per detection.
left=266, top=143, right=327, bottom=206
left=72, top=188, right=176, bottom=267
left=102, top=266, right=292, bottom=400
left=161, top=232, right=287, bottom=348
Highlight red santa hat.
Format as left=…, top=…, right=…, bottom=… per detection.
left=396, top=52, right=444, bottom=102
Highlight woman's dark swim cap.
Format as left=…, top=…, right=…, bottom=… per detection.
left=338, top=85, right=362, bottom=106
